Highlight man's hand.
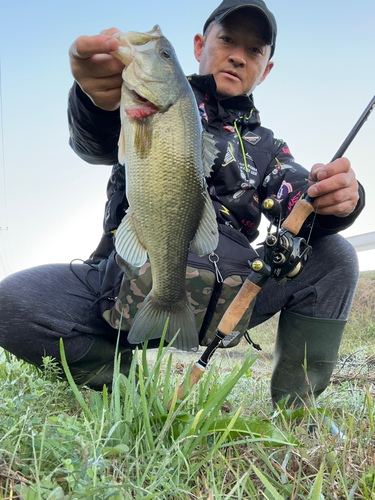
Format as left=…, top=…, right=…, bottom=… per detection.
left=307, top=158, right=359, bottom=217
left=69, top=28, right=124, bottom=111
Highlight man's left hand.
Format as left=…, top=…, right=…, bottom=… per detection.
left=307, top=158, right=359, bottom=217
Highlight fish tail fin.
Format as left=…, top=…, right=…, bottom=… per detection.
left=127, top=293, right=199, bottom=352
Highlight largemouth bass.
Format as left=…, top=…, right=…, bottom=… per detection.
left=112, top=25, right=219, bottom=351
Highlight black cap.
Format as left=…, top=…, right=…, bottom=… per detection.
left=203, top=0, right=277, bottom=58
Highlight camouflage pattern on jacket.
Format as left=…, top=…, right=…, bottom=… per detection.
left=102, top=254, right=253, bottom=348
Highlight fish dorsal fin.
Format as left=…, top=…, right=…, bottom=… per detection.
left=201, top=130, right=219, bottom=178
left=190, top=190, right=218, bottom=256
left=118, top=125, right=126, bottom=165
left=114, top=210, right=148, bottom=267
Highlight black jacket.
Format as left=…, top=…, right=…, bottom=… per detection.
left=68, top=75, right=365, bottom=261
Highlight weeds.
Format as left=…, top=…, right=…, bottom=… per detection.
left=0, top=272, right=374, bottom=498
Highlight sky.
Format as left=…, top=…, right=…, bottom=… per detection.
left=0, top=0, right=374, bottom=282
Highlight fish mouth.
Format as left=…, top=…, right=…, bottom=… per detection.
left=124, top=90, right=159, bottom=119
left=112, top=29, right=162, bottom=119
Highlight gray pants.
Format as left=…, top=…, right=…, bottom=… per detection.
left=0, top=234, right=358, bottom=366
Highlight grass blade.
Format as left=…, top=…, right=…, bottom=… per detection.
left=59, top=338, right=93, bottom=421
left=252, top=464, right=285, bottom=500
left=310, top=463, right=324, bottom=500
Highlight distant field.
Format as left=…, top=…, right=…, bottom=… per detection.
left=234, top=269, right=375, bottom=358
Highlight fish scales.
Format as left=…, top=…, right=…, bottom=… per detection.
left=127, top=103, right=204, bottom=301
left=112, top=26, right=218, bottom=350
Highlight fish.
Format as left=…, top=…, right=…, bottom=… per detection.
left=111, top=25, right=219, bottom=351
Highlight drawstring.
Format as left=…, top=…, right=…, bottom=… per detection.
left=69, top=259, right=106, bottom=309
left=234, top=120, right=248, bottom=173
left=244, top=331, right=262, bottom=351
left=69, top=259, right=99, bottom=296
left=231, top=110, right=254, bottom=174
left=90, top=293, right=116, bottom=309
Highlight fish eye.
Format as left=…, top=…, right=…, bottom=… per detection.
left=160, top=49, right=171, bottom=59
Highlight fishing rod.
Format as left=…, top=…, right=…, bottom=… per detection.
left=167, top=94, right=375, bottom=411
left=304, top=94, right=375, bottom=204
left=168, top=196, right=311, bottom=410
left=331, top=95, right=375, bottom=163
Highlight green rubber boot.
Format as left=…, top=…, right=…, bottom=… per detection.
left=66, top=336, right=133, bottom=391
left=271, top=310, right=346, bottom=407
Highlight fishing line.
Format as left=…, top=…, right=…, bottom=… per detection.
left=0, top=230, right=7, bottom=277
left=0, top=55, right=9, bottom=226
left=306, top=199, right=318, bottom=246
left=0, top=52, right=14, bottom=277
left=306, top=95, right=375, bottom=246
left=0, top=54, right=8, bottom=278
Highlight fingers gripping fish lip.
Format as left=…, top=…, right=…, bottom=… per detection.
left=112, top=25, right=163, bottom=64
left=115, top=25, right=163, bottom=46
left=113, top=42, right=133, bottom=66
left=112, top=25, right=164, bottom=70
left=112, top=26, right=164, bottom=118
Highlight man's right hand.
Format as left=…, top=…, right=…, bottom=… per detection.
left=69, top=28, right=124, bottom=111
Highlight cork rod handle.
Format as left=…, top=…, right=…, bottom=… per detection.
left=217, top=279, right=261, bottom=336
left=281, top=198, right=314, bottom=235
left=167, top=363, right=205, bottom=411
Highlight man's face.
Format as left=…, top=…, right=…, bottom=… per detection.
left=194, top=9, right=274, bottom=99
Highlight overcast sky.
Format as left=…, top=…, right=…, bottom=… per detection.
left=0, top=0, right=374, bottom=281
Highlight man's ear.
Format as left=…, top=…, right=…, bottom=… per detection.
left=194, top=34, right=205, bottom=62
left=257, top=61, right=274, bottom=86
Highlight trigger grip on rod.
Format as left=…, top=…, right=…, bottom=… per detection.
left=261, top=198, right=282, bottom=222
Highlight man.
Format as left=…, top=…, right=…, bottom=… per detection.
left=0, top=0, right=364, bottom=405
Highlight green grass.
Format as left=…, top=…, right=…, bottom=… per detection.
left=0, top=271, right=374, bottom=499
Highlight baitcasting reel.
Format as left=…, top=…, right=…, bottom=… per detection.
left=250, top=197, right=312, bottom=285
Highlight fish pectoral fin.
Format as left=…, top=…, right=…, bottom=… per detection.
left=201, top=130, right=219, bottom=178
left=114, top=212, right=147, bottom=267
left=190, top=190, right=218, bottom=256
left=118, top=125, right=126, bottom=165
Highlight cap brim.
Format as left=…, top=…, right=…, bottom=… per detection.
left=215, top=5, right=273, bottom=45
